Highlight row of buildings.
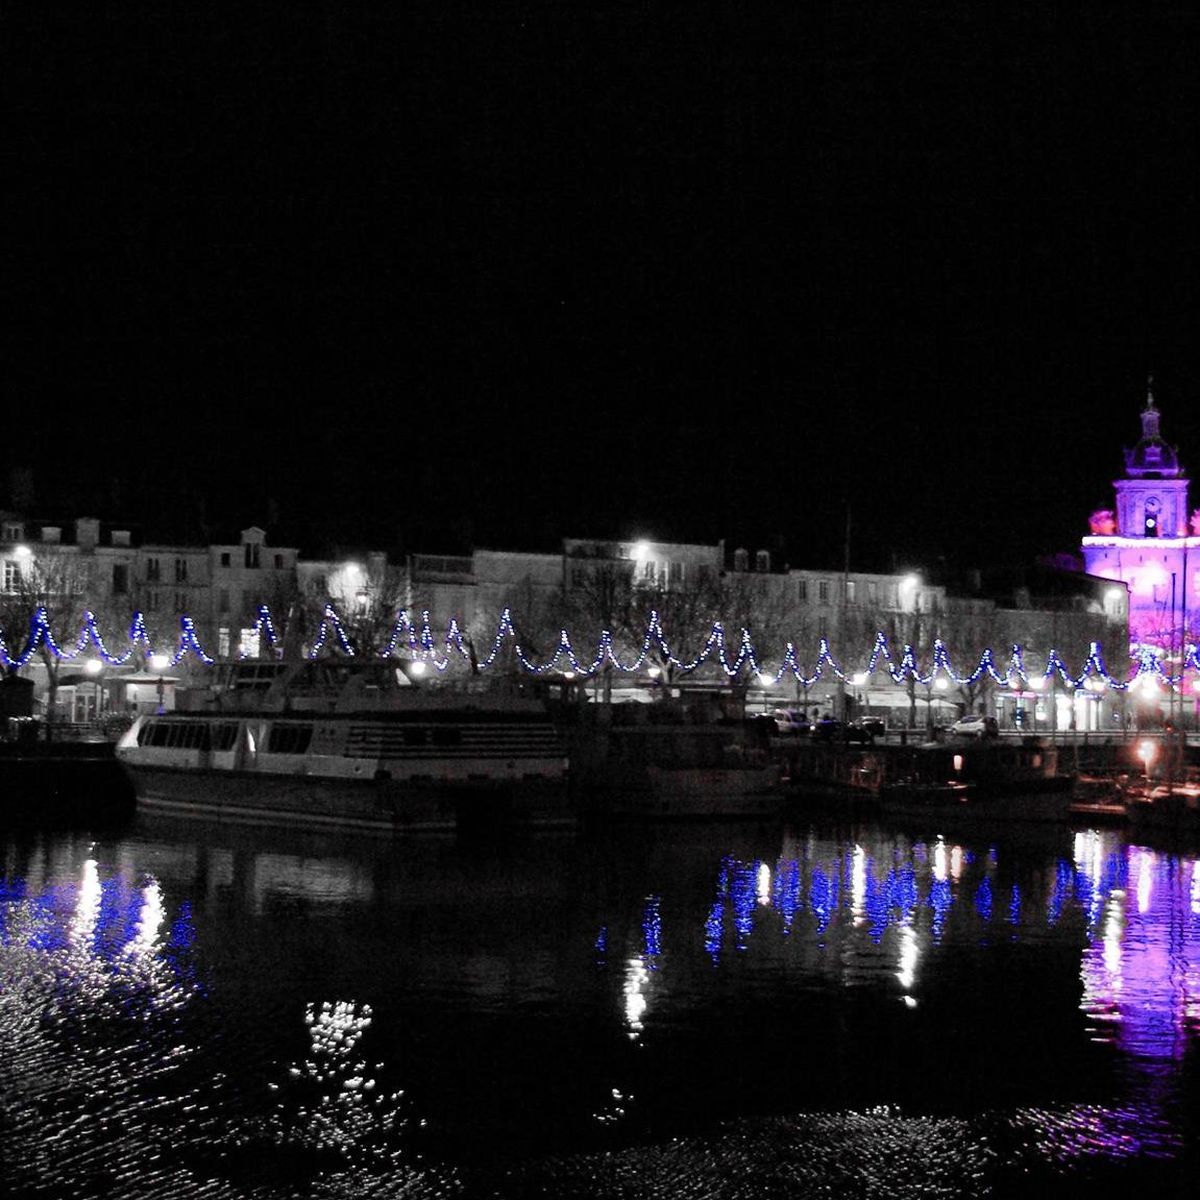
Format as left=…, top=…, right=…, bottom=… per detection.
left=3, top=393, right=1196, bottom=730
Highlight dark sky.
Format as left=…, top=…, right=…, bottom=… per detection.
left=5, top=3, right=1199, bottom=571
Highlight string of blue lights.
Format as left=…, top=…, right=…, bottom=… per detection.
left=2, top=603, right=1197, bottom=693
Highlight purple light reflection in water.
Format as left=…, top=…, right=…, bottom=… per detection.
left=1079, top=841, right=1200, bottom=1062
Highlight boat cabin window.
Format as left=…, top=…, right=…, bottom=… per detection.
left=137, top=720, right=239, bottom=751
left=267, top=724, right=314, bottom=754
left=230, top=663, right=289, bottom=691
left=209, top=722, right=239, bottom=751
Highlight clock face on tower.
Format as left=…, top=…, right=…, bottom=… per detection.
left=1145, top=497, right=1161, bottom=535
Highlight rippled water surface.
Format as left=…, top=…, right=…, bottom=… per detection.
left=3, top=804, right=1199, bottom=1198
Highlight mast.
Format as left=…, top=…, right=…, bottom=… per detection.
left=836, top=499, right=850, bottom=720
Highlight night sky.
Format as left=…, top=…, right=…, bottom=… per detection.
left=6, top=4, right=1199, bottom=572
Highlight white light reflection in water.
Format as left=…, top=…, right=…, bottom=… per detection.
left=259, top=999, right=414, bottom=1168
left=932, top=837, right=948, bottom=883
left=1072, top=830, right=1107, bottom=928
left=896, top=922, right=919, bottom=1007
left=850, top=844, right=867, bottom=926
left=756, top=861, right=771, bottom=907
left=69, top=858, right=102, bottom=948
left=623, top=959, right=649, bottom=1040
left=124, top=880, right=165, bottom=959
left=950, top=843, right=964, bottom=883
left=1133, top=849, right=1154, bottom=915
left=1102, top=893, right=1124, bottom=986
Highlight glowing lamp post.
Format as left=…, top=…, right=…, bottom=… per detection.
left=757, top=672, right=773, bottom=713
left=852, top=672, right=868, bottom=721
left=1138, top=739, right=1156, bottom=780
left=83, top=657, right=103, bottom=722
left=148, top=654, right=170, bottom=715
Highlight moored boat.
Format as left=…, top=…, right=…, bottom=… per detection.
left=1, top=733, right=135, bottom=825
left=114, top=659, right=571, bottom=832
left=782, top=736, right=1075, bottom=823
left=566, top=706, right=781, bottom=818
left=1124, top=777, right=1200, bottom=836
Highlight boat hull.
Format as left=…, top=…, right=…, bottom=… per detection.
left=125, top=764, right=572, bottom=833
left=780, top=740, right=1076, bottom=824
left=878, top=781, right=1075, bottom=824
left=1, top=740, right=136, bottom=825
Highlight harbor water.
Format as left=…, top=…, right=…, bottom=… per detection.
left=2, top=796, right=1199, bottom=1198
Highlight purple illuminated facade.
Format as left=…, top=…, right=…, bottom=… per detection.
left=1081, top=389, right=1197, bottom=657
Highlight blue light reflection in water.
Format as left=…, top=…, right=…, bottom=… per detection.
left=2, top=819, right=1200, bottom=1197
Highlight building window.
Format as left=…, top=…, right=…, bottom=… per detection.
left=2, top=523, right=21, bottom=542
left=218, top=627, right=231, bottom=658
left=174, top=591, right=188, bottom=613
left=274, top=554, right=284, bottom=569
left=220, top=552, right=231, bottom=568
left=3, top=559, right=19, bottom=591
left=846, top=580, right=857, bottom=604
left=245, top=543, right=261, bottom=569
left=868, top=581, right=878, bottom=605
left=112, top=564, right=129, bottom=595
left=889, top=585, right=899, bottom=609
left=147, top=589, right=160, bottom=612
left=175, top=558, right=188, bottom=583
left=146, top=557, right=160, bottom=583
left=669, top=560, right=684, bottom=584
left=642, top=560, right=656, bottom=582
left=239, top=627, right=261, bottom=658
left=797, top=579, right=808, bottom=603
left=818, top=579, right=830, bottom=605
left=219, top=588, right=230, bottom=613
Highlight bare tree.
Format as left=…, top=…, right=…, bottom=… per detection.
left=296, top=559, right=408, bottom=660
left=0, top=550, right=92, bottom=728
left=560, top=557, right=637, bottom=702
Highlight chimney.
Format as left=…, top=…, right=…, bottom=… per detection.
left=75, top=517, right=100, bottom=551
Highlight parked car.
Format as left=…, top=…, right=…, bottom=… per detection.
left=860, top=717, right=886, bottom=739
left=772, top=708, right=811, bottom=734
left=812, top=717, right=875, bottom=744
left=949, top=713, right=999, bottom=738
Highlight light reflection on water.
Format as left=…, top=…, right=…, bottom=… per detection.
left=1, top=815, right=1199, bottom=1197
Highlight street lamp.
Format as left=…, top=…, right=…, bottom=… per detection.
left=148, top=653, right=169, bottom=715
left=1138, top=739, right=1156, bottom=780
left=852, top=671, right=868, bottom=720
left=83, top=657, right=103, bottom=723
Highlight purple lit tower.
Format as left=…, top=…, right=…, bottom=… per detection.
left=1081, top=385, right=1197, bottom=656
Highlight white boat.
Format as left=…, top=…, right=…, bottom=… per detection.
left=114, top=660, right=571, bottom=832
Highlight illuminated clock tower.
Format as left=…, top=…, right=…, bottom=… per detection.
left=1081, top=385, right=1197, bottom=653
